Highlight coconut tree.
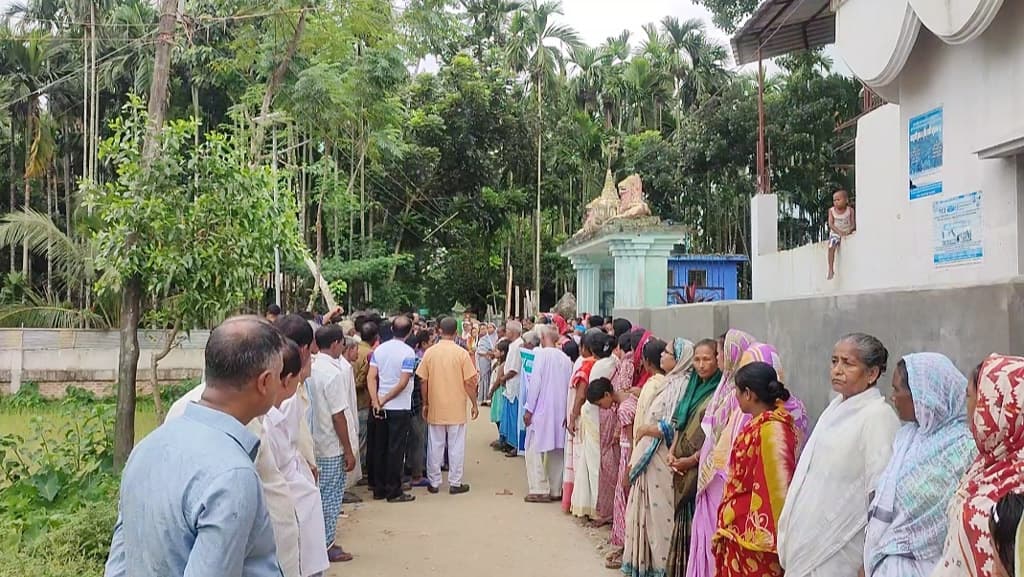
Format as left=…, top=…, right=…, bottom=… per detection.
left=5, top=30, right=59, bottom=279
left=507, top=0, right=578, bottom=308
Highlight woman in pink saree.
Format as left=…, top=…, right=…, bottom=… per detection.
left=686, top=333, right=809, bottom=577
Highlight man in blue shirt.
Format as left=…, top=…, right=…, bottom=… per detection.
left=105, top=316, right=285, bottom=577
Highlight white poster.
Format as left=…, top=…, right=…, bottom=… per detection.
left=933, top=191, right=983, bottom=267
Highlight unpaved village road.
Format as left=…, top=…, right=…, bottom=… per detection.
left=330, top=415, right=612, bottom=577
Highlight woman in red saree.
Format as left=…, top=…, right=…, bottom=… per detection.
left=713, top=361, right=799, bottom=577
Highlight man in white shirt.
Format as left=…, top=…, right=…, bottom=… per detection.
left=495, top=320, right=524, bottom=456
left=308, top=324, right=357, bottom=563
left=321, top=334, right=363, bottom=488
left=366, top=315, right=418, bottom=503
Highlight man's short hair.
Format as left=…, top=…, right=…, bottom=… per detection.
left=205, top=316, right=284, bottom=390
left=266, top=303, right=282, bottom=316
left=439, top=316, right=458, bottom=336
left=281, top=338, right=302, bottom=378
left=587, top=315, right=604, bottom=329
left=274, top=314, right=314, bottom=348
left=506, top=320, right=523, bottom=334
left=315, top=323, right=345, bottom=350
left=360, top=321, right=379, bottom=345
left=522, top=330, right=541, bottom=346
left=392, top=315, right=413, bottom=339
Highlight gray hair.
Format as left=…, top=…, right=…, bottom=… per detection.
left=522, top=330, right=541, bottom=346
left=342, top=336, right=358, bottom=349
left=839, top=333, right=889, bottom=384
left=536, top=324, right=558, bottom=343
left=506, top=320, right=523, bottom=334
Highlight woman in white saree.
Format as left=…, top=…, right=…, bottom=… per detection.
left=777, top=333, right=901, bottom=577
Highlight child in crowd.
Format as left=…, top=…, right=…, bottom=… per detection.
left=488, top=339, right=511, bottom=451
left=827, top=188, right=856, bottom=280
left=990, top=493, right=1024, bottom=577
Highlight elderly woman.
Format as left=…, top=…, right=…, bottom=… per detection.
left=776, top=334, right=901, bottom=577
left=932, top=355, right=1024, bottom=577
left=863, top=353, right=976, bottom=577
left=622, top=337, right=693, bottom=577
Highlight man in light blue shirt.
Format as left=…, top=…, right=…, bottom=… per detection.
left=105, top=316, right=285, bottom=577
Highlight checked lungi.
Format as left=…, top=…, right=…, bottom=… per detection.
left=316, top=455, right=346, bottom=547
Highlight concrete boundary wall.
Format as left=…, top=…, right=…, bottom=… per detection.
left=617, top=278, right=1024, bottom=422
left=0, top=329, right=207, bottom=397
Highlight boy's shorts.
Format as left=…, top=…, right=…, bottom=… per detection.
left=829, top=233, right=842, bottom=248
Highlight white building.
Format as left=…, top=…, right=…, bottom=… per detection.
left=742, top=0, right=1022, bottom=300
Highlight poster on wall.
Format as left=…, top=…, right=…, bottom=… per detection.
left=909, top=107, right=944, bottom=200
left=933, top=191, right=983, bottom=267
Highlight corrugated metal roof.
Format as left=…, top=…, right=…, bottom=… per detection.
left=668, top=254, right=749, bottom=263
left=731, top=0, right=834, bottom=65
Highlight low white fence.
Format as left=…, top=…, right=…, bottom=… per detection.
left=0, top=329, right=207, bottom=397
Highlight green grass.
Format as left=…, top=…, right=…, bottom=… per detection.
left=0, top=406, right=159, bottom=441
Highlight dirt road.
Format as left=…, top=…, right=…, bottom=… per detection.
left=330, top=415, right=611, bottom=577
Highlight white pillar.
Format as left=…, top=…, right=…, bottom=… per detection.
left=751, top=194, right=779, bottom=256
left=751, top=194, right=779, bottom=301
left=570, top=256, right=601, bottom=315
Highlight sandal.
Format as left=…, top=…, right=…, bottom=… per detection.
left=327, top=546, right=354, bottom=563
left=524, top=494, right=551, bottom=503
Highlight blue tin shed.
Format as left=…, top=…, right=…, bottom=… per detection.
left=667, top=254, right=748, bottom=303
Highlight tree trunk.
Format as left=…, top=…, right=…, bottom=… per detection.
left=9, top=116, right=16, bottom=271
left=22, top=105, right=33, bottom=279
left=114, top=275, right=142, bottom=470
left=250, top=7, right=308, bottom=160
left=151, top=320, right=180, bottom=424
left=534, top=81, right=542, bottom=315
left=46, top=170, right=53, bottom=297
left=62, top=134, right=72, bottom=303
left=388, top=193, right=416, bottom=284
left=142, top=0, right=179, bottom=162
left=113, top=0, right=177, bottom=470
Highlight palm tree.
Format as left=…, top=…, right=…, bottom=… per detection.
left=506, top=0, right=579, bottom=310
left=0, top=208, right=113, bottom=328
left=660, top=17, right=730, bottom=111
left=5, top=30, right=59, bottom=278
left=597, top=30, right=630, bottom=130
left=567, top=43, right=609, bottom=118
left=462, top=0, right=523, bottom=55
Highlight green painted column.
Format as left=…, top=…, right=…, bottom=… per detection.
left=609, top=235, right=677, bottom=309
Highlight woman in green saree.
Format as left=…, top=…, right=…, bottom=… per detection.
left=666, top=339, right=723, bottom=577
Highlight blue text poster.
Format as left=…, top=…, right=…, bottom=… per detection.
left=910, top=107, right=943, bottom=200
left=933, top=192, right=983, bottom=267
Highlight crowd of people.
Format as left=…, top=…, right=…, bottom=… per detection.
left=102, top=305, right=1024, bottom=577
left=482, top=315, right=1024, bottom=577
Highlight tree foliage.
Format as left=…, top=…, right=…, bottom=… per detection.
left=83, top=97, right=301, bottom=329
left=0, top=0, right=862, bottom=318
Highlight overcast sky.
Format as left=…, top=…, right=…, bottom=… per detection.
left=559, top=0, right=731, bottom=53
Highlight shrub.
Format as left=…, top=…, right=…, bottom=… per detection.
left=0, top=403, right=119, bottom=577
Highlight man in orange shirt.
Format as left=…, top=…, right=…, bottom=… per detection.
left=416, top=316, right=479, bottom=495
